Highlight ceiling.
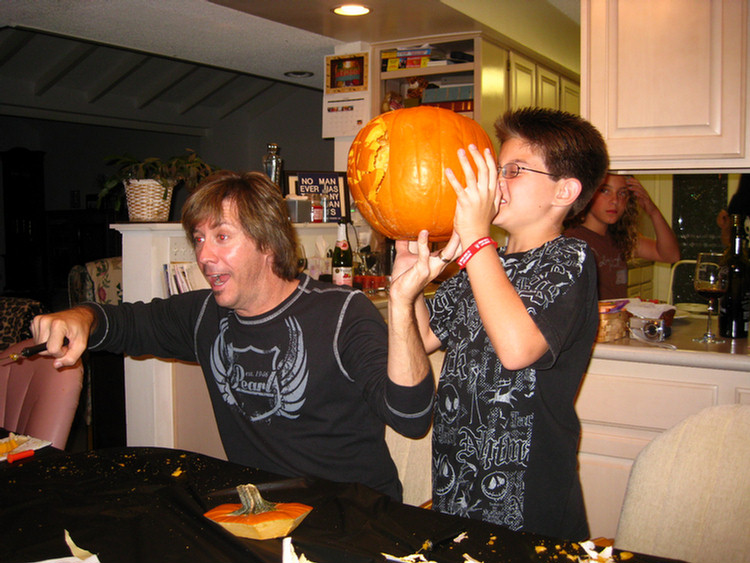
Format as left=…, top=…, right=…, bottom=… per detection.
left=0, top=0, right=579, bottom=134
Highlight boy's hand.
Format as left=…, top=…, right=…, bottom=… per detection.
left=445, top=145, right=499, bottom=247
left=30, top=307, right=95, bottom=369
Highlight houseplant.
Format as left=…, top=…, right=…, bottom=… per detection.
left=99, top=149, right=216, bottom=222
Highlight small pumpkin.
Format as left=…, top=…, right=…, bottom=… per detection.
left=347, top=106, right=496, bottom=241
left=204, top=483, right=312, bottom=540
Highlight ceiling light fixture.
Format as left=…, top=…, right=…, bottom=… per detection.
left=284, top=70, right=314, bottom=78
left=332, top=4, right=370, bottom=16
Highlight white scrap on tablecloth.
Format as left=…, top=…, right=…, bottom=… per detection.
left=282, top=536, right=317, bottom=563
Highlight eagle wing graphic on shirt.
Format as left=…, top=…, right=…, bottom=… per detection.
left=211, top=316, right=308, bottom=421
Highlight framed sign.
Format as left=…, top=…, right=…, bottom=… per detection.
left=286, top=171, right=350, bottom=223
left=325, top=53, right=368, bottom=94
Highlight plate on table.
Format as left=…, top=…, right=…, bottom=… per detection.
left=675, top=302, right=708, bottom=315
left=0, top=434, right=51, bottom=462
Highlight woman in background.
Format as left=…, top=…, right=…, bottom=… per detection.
left=565, top=173, right=680, bottom=299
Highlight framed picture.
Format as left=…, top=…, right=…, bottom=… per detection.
left=286, top=171, right=350, bottom=223
left=325, top=53, right=368, bottom=94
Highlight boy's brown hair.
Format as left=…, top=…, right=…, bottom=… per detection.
left=495, top=107, right=609, bottom=216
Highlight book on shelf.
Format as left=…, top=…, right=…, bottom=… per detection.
left=164, top=262, right=210, bottom=296
left=421, top=84, right=474, bottom=103
left=382, top=55, right=429, bottom=71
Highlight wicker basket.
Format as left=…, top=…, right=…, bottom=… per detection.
left=124, top=179, right=174, bottom=222
left=596, top=310, right=629, bottom=342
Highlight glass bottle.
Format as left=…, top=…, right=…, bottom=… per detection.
left=310, top=193, right=323, bottom=223
left=262, top=143, right=283, bottom=187
left=719, top=214, right=750, bottom=338
left=320, top=189, right=329, bottom=223
left=332, top=220, right=353, bottom=286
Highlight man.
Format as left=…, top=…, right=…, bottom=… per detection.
left=388, top=108, right=609, bottom=539
left=32, top=170, right=434, bottom=500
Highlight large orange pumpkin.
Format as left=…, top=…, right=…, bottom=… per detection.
left=347, top=106, right=496, bottom=241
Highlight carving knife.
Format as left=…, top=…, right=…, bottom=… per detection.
left=0, top=338, right=70, bottom=362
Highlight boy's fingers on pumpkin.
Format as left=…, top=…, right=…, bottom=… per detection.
left=457, top=147, right=478, bottom=187
left=444, top=167, right=464, bottom=195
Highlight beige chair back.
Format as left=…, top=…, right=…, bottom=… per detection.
left=615, top=404, right=750, bottom=563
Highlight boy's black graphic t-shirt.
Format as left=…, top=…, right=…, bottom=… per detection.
left=428, top=236, right=598, bottom=540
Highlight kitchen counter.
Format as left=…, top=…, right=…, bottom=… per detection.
left=579, top=314, right=750, bottom=539
left=593, top=315, right=750, bottom=371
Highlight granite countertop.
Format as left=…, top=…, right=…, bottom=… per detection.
left=593, top=315, right=750, bottom=371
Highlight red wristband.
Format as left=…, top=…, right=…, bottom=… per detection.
left=457, top=237, right=498, bottom=269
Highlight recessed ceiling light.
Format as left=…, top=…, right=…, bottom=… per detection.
left=284, top=70, right=314, bottom=78
left=332, top=4, right=370, bottom=16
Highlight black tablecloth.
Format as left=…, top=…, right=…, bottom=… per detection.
left=1, top=446, right=679, bottom=563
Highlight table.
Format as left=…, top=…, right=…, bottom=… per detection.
left=0, top=445, right=683, bottom=563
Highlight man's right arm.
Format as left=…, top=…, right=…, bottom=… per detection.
left=387, top=231, right=448, bottom=386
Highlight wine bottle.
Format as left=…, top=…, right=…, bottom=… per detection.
left=719, top=214, right=750, bottom=338
left=332, top=220, right=353, bottom=286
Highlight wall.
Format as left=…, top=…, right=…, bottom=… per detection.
left=443, top=0, right=580, bottom=76
left=0, top=86, right=333, bottom=296
left=0, top=87, right=331, bottom=215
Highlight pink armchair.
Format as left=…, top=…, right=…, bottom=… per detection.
left=0, top=339, right=83, bottom=449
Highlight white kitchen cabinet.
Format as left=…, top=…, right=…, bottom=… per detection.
left=560, top=77, right=580, bottom=115
left=576, top=322, right=750, bottom=538
left=510, top=51, right=577, bottom=113
left=509, top=51, right=537, bottom=110
left=582, top=0, right=750, bottom=172
left=536, top=66, right=560, bottom=110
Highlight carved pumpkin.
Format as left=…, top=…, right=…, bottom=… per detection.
left=204, top=483, right=312, bottom=540
left=347, top=106, right=496, bottom=241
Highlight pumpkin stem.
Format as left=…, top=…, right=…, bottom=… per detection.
left=228, top=484, right=277, bottom=516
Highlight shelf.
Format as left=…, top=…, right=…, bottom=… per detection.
left=379, top=61, right=474, bottom=80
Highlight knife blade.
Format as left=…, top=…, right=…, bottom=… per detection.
left=0, top=338, right=70, bottom=362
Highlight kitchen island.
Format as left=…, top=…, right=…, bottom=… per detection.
left=577, top=314, right=750, bottom=538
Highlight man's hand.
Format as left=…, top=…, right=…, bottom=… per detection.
left=30, top=306, right=96, bottom=369
left=390, top=231, right=461, bottom=305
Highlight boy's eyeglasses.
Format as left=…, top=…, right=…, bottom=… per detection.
left=499, top=163, right=555, bottom=179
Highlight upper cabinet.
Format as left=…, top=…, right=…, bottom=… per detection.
left=371, top=33, right=579, bottom=143
left=509, top=52, right=578, bottom=113
left=582, top=0, right=749, bottom=172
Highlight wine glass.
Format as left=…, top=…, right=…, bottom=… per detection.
left=692, top=252, right=727, bottom=343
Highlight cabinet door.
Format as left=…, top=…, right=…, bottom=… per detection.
left=583, top=0, right=748, bottom=170
left=509, top=52, right=536, bottom=109
left=560, top=77, right=580, bottom=115
left=536, top=66, right=560, bottom=110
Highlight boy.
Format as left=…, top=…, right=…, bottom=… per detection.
left=388, top=108, right=609, bottom=539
